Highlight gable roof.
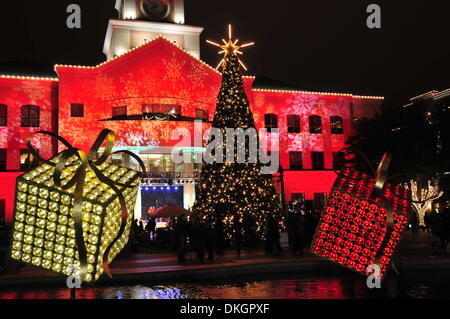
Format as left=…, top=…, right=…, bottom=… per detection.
left=55, top=35, right=220, bottom=76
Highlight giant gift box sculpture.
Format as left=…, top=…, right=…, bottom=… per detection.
left=310, top=153, right=411, bottom=279
left=10, top=130, right=144, bottom=282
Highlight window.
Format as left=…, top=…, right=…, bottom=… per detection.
left=0, top=104, right=6, bottom=126
left=71, top=104, right=84, bottom=117
left=287, top=115, right=301, bottom=133
left=195, top=109, right=209, bottom=121
left=0, top=149, right=6, bottom=171
left=311, top=152, right=325, bottom=170
left=330, top=116, right=344, bottom=134
left=291, top=193, right=305, bottom=202
left=142, top=104, right=153, bottom=114
left=21, top=105, right=40, bottom=127
left=289, top=152, right=303, bottom=170
left=264, top=114, right=278, bottom=132
left=333, top=152, right=345, bottom=170
left=143, top=104, right=181, bottom=115
left=112, top=106, right=127, bottom=119
left=314, top=193, right=327, bottom=212
left=309, top=116, right=322, bottom=134
left=20, top=149, right=39, bottom=171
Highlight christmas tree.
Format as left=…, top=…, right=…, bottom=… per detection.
left=193, top=26, right=282, bottom=239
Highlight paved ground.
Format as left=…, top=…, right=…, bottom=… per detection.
left=0, top=231, right=449, bottom=289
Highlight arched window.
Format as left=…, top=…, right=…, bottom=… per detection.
left=0, top=104, right=6, bottom=126
left=21, top=105, right=40, bottom=127
left=264, top=114, right=278, bottom=132
left=287, top=115, right=301, bottom=133
left=330, top=116, right=344, bottom=134
left=309, top=116, right=322, bottom=134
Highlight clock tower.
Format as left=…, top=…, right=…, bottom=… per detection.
left=103, top=0, right=203, bottom=60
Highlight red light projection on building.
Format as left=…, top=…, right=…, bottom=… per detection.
left=0, top=37, right=384, bottom=223
left=311, top=168, right=410, bottom=279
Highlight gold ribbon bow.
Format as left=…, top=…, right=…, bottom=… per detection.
left=369, top=153, right=396, bottom=271
left=26, top=129, right=145, bottom=280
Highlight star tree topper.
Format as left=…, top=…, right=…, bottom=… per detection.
left=206, top=25, right=255, bottom=71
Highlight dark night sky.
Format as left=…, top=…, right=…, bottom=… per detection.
left=0, top=0, right=449, bottom=109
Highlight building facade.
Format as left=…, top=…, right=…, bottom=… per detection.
left=0, top=1, right=384, bottom=224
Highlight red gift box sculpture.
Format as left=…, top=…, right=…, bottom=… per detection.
left=310, top=153, right=411, bottom=279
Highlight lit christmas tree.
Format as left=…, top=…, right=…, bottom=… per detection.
left=193, top=26, right=282, bottom=239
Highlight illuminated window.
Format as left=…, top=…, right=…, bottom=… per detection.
left=309, top=116, right=322, bottom=134
left=0, top=149, right=6, bottom=171
left=311, top=152, right=325, bottom=170
left=287, top=115, right=301, bottom=133
left=330, top=116, right=344, bottom=134
left=333, top=152, right=345, bottom=170
left=21, top=105, right=40, bottom=127
left=265, top=114, right=278, bottom=132
left=112, top=106, right=127, bottom=119
left=195, top=109, right=209, bottom=121
left=71, top=104, right=84, bottom=117
left=0, top=104, right=6, bottom=126
left=289, top=152, right=303, bottom=170
left=314, top=193, right=327, bottom=211
left=291, top=193, right=305, bottom=202
left=20, top=149, right=39, bottom=171
left=143, top=104, right=181, bottom=115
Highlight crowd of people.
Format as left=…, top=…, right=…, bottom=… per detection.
left=2, top=201, right=450, bottom=272
left=127, top=200, right=321, bottom=263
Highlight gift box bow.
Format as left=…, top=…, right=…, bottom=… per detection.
left=312, top=151, right=412, bottom=279
left=25, top=129, right=145, bottom=280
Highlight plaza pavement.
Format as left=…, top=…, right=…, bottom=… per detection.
left=0, top=231, right=449, bottom=289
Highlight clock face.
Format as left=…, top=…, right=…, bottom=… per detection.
left=140, top=0, right=171, bottom=21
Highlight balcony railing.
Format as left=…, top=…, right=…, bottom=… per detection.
left=142, top=172, right=201, bottom=180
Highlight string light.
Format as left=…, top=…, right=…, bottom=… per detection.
left=404, top=179, right=444, bottom=226
left=253, top=88, right=384, bottom=100
left=193, top=25, right=282, bottom=240
left=206, top=24, right=254, bottom=72
left=0, top=75, right=58, bottom=82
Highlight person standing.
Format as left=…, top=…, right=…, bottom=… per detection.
left=214, top=215, right=225, bottom=256
left=205, top=218, right=216, bottom=261
left=175, top=215, right=188, bottom=262
left=265, top=215, right=282, bottom=255
left=292, top=213, right=305, bottom=255
left=232, top=216, right=244, bottom=257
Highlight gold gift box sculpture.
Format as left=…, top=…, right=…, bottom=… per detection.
left=10, top=130, right=142, bottom=282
